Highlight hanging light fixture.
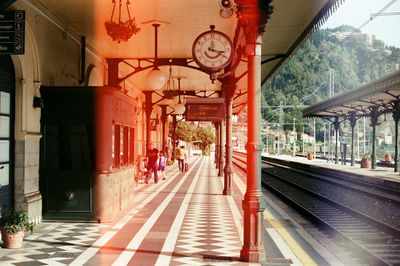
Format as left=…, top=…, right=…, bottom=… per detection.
left=342, top=124, right=348, bottom=133
left=382, top=113, right=388, bottom=128
left=174, top=76, right=186, bottom=114
left=163, top=64, right=176, bottom=100
left=146, top=23, right=166, bottom=90
left=105, top=0, right=140, bottom=43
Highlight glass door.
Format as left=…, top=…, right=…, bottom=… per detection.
left=0, top=55, right=14, bottom=213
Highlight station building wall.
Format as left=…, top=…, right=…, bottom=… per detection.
left=4, top=1, right=164, bottom=223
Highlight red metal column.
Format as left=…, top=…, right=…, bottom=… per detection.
left=171, top=114, right=177, bottom=161
left=218, top=122, right=224, bottom=176
left=215, top=122, right=219, bottom=167
left=240, top=37, right=266, bottom=262
left=239, top=6, right=266, bottom=263
left=223, top=82, right=235, bottom=195
left=144, top=91, right=153, bottom=154
left=159, top=105, right=168, bottom=153
left=234, top=0, right=272, bottom=262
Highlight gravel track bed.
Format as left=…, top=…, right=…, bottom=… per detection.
left=262, top=163, right=400, bottom=230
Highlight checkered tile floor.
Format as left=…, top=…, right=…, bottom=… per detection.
left=1, top=155, right=348, bottom=266
left=0, top=156, right=249, bottom=266
left=171, top=159, right=243, bottom=265
left=0, top=223, right=109, bottom=265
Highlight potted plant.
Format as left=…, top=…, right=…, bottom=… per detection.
left=0, top=210, right=35, bottom=248
left=384, top=152, right=392, bottom=162
left=361, top=154, right=371, bottom=168
left=307, top=152, right=313, bottom=160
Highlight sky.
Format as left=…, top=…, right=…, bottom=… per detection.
left=322, top=0, right=400, bottom=48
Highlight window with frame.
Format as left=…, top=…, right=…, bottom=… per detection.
left=113, top=124, right=120, bottom=168
left=129, top=128, right=134, bottom=165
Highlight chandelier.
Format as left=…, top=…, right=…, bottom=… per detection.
left=163, top=65, right=177, bottom=100
left=105, top=0, right=140, bottom=43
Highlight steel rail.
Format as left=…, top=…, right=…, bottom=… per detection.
left=231, top=152, right=400, bottom=265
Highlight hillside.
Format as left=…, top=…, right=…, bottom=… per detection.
left=262, top=25, right=400, bottom=134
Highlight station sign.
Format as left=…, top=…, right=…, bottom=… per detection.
left=185, top=97, right=225, bottom=122
left=0, top=10, right=25, bottom=54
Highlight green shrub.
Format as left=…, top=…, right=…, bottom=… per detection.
left=0, top=210, right=35, bottom=234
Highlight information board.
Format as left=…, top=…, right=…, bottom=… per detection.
left=0, top=10, right=25, bottom=54
left=185, top=97, right=225, bottom=122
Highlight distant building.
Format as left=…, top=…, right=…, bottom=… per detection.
left=330, top=31, right=376, bottom=46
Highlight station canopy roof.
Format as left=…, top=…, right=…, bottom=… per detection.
left=302, top=71, right=400, bottom=119
left=14, top=0, right=343, bottom=114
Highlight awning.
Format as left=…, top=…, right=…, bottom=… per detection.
left=302, top=71, right=400, bottom=119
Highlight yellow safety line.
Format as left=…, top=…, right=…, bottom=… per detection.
left=234, top=168, right=316, bottom=265
left=263, top=208, right=317, bottom=265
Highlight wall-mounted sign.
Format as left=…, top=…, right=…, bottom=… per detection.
left=185, top=97, right=225, bottom=122
left=0, top=10, right=25, bottom=54
left=150, top=118, right=157, bottom=131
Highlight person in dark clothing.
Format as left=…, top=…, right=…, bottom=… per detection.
left=145, top=147, right=159, bottom=184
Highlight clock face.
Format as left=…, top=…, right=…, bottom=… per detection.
left=192, top=30, right=233, bottom=71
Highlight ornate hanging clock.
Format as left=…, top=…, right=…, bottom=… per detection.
left=192, top=25, right=233, bottom=72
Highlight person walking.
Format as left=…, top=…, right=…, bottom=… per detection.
left=177, top=145, right=187, bottom=172
left=158, top=151, right=166, bottom=180
left=145, top=146, right=159, bottom=184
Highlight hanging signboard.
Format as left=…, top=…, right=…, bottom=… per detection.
left=185, top=97, right=225, bottom=122
left=0, top=10, right=25, bottom=54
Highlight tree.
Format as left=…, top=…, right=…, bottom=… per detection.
left=176, top=120, right=194, bottom=142
left=262, top=26, right=400, bottom=142
left=193, top=125, right=215, bottom=155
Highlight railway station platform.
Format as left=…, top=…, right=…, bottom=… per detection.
left=1, top=155, right=351, bottom=265
left=264, top=154, right=400, bottom=186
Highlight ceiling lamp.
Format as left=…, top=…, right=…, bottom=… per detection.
left=146, top=23, right=166, bottom=90
left=342, top=125, right=348, bottom=133
left=174, top=76, right=186, bottom=114
left=164, top=65, right=177, bottom=101
left=382, top=113, right=388, bottom=128
left=105, top=0, right=140, bottom=43
left=146, top=68, right=166, bottom=90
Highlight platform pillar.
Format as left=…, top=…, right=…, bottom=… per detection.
left=218, top=122, right=224, bottom=177
left=215, top=122, right=220, bottom=167
left=159, top=105, right=168, bottom=153
left=350, top=112, right=356, bottom=166
left=392, top=102, right=400, bottom=172
left=223, top=81, right=235, bottom=195
left=144, top=91, right=154, bottom=154
left=237, top=2, right=271, bottom=262
left=171, top=114, right=177, bottom=162
left=240, top=38, right=266, bottom=262
left=334, top=117, right=339, bottom=164
left=370, top=107, right=379, bottom=169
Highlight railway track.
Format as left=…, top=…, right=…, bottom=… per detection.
left=232, top=151, right=400, bottom=266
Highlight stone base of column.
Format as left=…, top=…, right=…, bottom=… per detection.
left=223, top=175, right=231, bottom=195
left=218, top=160, right=224, bottom=177
left=240, top=248, right=266, bottom=263
left=15, top=192, right=42, bottom=225
left=240, top=194, right=266, bottom=263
